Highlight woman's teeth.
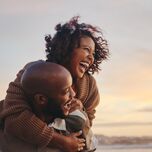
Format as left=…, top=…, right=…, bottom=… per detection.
left=80, top=61, right=89, bottom=70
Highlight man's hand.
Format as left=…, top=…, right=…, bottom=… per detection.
left=69, top=98, right=83, bottom=113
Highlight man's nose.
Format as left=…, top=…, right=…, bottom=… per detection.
left=70, top=87, right=76, bottom=98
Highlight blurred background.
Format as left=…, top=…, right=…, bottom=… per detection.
left=0, top=0, right=152, bottom=140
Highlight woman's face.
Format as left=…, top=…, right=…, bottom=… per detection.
left=69, top=36, right=95, bottom=79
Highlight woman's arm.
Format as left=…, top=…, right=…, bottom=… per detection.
left=1, top=61, right=55, bottom=147
left=84, top=75, right=100, bottom=126
left=1, top=61, right=86, bottom=151
left=49, top=131, right=85, bottom=152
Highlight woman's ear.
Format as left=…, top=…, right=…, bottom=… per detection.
left=34, top=94, right=47, bottom=106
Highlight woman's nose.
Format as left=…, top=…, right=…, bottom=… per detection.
left=87, top=54, right=94, bottom=65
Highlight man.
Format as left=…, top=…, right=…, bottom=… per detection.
left=1, top=61, right=98, bottom=152
left=0, top=61, right=86, bottom=152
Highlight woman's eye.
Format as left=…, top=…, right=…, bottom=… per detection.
left=84, top=47, right=95, bottom=56
left=84, top=47, right=90, bottom=53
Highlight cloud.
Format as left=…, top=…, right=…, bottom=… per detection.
left=96, top=48, right=152, bottom=103
left=0, top=0, right=64, bottom=16
left=137, top=107, right=152, bottom=112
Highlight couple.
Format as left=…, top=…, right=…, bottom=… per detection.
left=0, top=16, right=109, bottom=152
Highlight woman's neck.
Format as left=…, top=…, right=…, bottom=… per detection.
left=72, top=78, right=79, bottom=96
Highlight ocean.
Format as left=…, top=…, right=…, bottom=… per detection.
left=96, top=144, right=152, bottom=152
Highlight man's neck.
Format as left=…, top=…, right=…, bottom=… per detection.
left=37, top=112, right=54, bottom=124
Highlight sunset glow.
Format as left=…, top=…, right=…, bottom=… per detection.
left=0, top=0, right=152, bottom=137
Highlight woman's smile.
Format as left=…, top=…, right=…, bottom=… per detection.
left=69, top=36, right=95, bottom=79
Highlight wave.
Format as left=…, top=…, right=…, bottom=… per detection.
left=95, top=135, right=152, bottom=145
left=97, top=144, right=152, bottom=149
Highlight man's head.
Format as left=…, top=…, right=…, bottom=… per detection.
left=21, top=62, right=75, bottom=118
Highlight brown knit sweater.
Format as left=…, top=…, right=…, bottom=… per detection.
left=0, top=60, right=100, bottom=148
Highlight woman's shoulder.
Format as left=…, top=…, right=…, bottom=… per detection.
left=83, top=73, right=96, bottom=84
left=78, top=73, right=97, bottom=90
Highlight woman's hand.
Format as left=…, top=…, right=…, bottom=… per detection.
left=63, top=131, right=85, bottom=152
left=69, top=98, right=83, bottom=113
left=49, top=130, right=85, bottom=152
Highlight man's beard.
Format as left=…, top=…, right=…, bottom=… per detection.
left=43, top=98, right=65, bottom=119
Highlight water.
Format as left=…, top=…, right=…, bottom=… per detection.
left=96, top=144, right=152, bottom=152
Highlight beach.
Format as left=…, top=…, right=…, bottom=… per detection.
left=96, top=144, right=152, bottom=152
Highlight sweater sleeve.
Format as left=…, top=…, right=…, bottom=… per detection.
left=2, top=61, right=54, bottom=147
left=84, top=76, right=100, bottom=126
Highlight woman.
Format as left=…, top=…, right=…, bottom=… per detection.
left=0, top=16, right=109, bottom=152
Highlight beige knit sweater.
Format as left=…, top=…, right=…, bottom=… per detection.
left=0, top=60, right=100, bottom=148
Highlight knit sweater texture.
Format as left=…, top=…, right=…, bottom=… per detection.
left=0, top=60, right=100, bottom=148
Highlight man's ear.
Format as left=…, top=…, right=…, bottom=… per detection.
left=34, top=94, right=47, bottom=105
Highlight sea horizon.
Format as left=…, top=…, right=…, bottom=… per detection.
left=94, top=134, right=152, bottom=146
left=96, top=144, right=152, bottom=152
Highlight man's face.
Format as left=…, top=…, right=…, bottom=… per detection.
left=45, top=71, right=75, bottom=118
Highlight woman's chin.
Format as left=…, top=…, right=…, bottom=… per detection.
left=78, top=73, right=85, bottom=79
left=75, top=70, right=85, bottom=79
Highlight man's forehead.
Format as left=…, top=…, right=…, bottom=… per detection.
left=47, top=74, right=72, bottom=91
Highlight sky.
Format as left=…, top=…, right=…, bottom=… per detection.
left=0, top=0, right=152, bottom=137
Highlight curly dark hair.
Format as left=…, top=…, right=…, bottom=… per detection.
left=45, top=16, right=109, bottom=74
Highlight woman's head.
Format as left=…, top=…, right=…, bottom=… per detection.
left=45, top=16, right=109, bottom=78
